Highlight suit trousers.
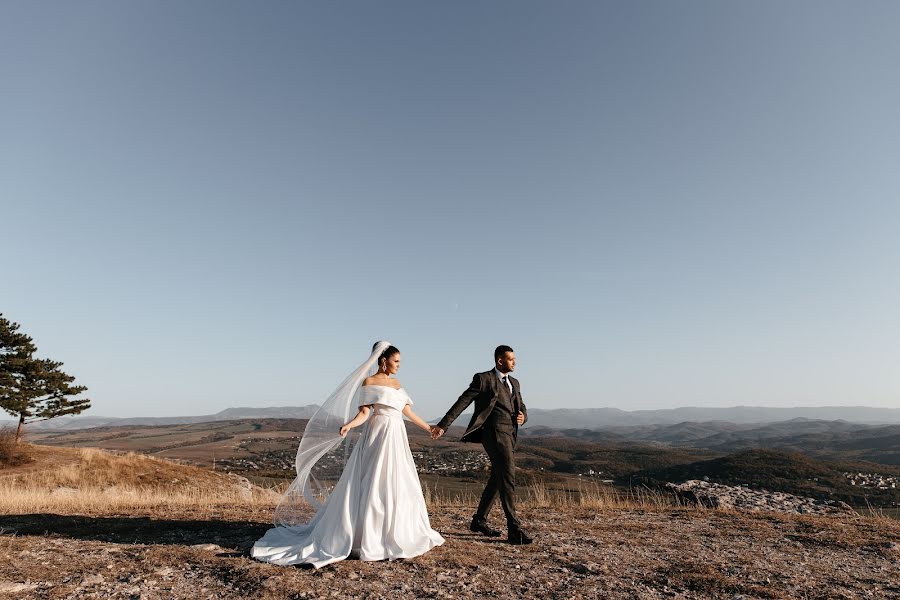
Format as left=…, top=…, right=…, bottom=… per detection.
left=475, top=425, right=521, bottom=531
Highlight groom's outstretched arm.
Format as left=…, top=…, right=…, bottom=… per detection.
left=436, top=373, right=483, bottom=432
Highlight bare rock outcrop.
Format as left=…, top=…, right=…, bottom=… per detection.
left=666, top=479, right=854, bottom=515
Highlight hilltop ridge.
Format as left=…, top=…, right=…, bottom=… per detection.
left=2, top=444, right=899, bottom=598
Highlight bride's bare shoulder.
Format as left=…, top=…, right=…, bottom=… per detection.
left=362, top=375, right=401, bottom=389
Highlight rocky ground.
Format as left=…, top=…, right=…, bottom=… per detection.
left=667, top=480, right=855, bottom=516
left=1, top=503, right=898, bottom=599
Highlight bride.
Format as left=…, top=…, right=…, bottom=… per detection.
left=252, top=341, right=444, bottom=568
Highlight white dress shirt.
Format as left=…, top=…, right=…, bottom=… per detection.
left=494, top=368, right=514, bottom=396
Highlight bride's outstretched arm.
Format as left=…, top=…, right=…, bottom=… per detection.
left=339, top=406, right=371, bottom=436
left=402, top=405, right=433, bottom=434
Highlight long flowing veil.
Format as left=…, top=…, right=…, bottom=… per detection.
left=273, top=340, right=391, bottom=527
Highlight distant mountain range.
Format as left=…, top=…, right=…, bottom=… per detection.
left=521, top=419, right=900, bottom=466
left=525, top=405, right=900, bottom=427
left=8, top=404, right=900, bottom=432
left=12, top=405, right=320, bottom=431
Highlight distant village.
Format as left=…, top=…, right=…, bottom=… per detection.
left=410, top=450, right=491, bottom=474
left=212, top=437, right=491, bottom=476
left=845, top=472, right=898, bottom=490
left=576, top=468, right=615, bottom=483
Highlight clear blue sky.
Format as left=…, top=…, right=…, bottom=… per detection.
left=2, top=1, right=899, bottom=418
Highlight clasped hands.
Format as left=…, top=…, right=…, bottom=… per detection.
left=430, top=411, right=524, bottom=440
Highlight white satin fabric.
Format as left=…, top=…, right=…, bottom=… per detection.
left=252, top=386, right=445, bottom=568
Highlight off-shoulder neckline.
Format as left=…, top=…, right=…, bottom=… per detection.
left=361, top=384, right=405, bottom=391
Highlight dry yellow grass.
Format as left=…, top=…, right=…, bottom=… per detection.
left=0, top=444, right=879, bottom=521
left=421, top=478, right=682, bottom=510
left=0, top=444, right=279, bottom=515
left=0, top=483, right=279, bottom=515
left=1, top=444, right=680, bottom=517
left=524, top=479, right=682, bottom=509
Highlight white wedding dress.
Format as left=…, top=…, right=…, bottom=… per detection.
left=252, top=385, right=445, bottom=568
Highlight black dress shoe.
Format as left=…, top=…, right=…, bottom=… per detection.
left=470, top=519, right=502, bottom=537
left=507, top=528, right=533, bottom=545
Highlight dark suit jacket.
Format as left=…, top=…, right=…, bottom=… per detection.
left=437, top=370, right=528, bottom=443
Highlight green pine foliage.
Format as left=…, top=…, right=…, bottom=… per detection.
left=0, top=314, right=91, bottom=442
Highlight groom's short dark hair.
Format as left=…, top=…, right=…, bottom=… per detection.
left=494, top=345, right=513, bottom=361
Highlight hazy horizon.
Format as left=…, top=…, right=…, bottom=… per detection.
left=3, top=2, right=900, bottom=420
left=7, top=402, right=900, bottom=423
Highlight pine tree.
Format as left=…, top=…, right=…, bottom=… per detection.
left=0, top=314, right=91, bottom=442
left=0, top=315, right=36, bottom=438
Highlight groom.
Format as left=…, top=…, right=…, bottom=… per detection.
left=431, top=345, right=533, bottom=545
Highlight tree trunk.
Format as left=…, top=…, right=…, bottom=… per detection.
left=15, top=413, right=25, bottom=443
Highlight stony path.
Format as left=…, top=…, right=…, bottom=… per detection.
left=1, top=506, right=898, bottom=599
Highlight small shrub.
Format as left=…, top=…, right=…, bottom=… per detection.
left=0, top=426, right=30, bottom=467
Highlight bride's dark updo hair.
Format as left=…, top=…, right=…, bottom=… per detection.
left=372, top=342, right=400, bottom=363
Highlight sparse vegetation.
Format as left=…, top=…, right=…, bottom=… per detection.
left=522, top=479, right=683, bottom=510
left=0, top=426, right=30, bottom=467
left=0, top=444, right=278, bottom=516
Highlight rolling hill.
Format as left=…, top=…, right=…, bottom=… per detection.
left=633, top=448, right=900, bottom=507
